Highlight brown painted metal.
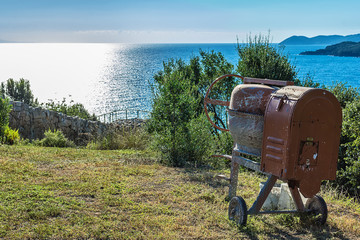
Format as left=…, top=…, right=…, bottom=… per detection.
left=243, top=77, right=294, bottom=86
left=260, top=86, right=342, bottom=198
left=204, top=74, right=244, bottom=132
left=288, top=180, right=305, bottom=212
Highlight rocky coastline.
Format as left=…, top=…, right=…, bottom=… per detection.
left=300, top=41, right=360, bottom=57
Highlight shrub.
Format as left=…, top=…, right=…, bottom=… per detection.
left=38, top=129, right=75, bottom=148
left=3, top=126, right=20, bottom=145
left=0, top=97, right=12, bottom=138
left=335, top=100, right=360, bottom=196
left=42, top=98, right=97, bottom=121
left=327, top=81, right=359, bottom=108
left=237, top=33, right=297, bottom=81
left=148, top=50, right=237, bottom=167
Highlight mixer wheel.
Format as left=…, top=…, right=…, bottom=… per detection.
left=302, top=195, right=328, bottom=225
left=228, top=196, right=248, bottom=226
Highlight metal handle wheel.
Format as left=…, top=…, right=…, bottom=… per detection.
left=204, top=74, right=244, bottom=132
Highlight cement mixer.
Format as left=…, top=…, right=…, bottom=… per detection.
left=204, top=74, right=342, bottom=226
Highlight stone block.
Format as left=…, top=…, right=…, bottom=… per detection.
left=259, top=182, right=308, bottom=211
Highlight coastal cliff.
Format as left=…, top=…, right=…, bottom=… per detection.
left=300, top=41, right=360, bottom=57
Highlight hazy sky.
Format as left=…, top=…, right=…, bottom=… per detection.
left=0, top=0, right=359, bottom=43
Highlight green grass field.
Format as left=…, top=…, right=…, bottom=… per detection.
left=0, top=145, right=359, bottom=239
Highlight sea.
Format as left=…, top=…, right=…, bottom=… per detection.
left=0, top=43, right=359, bottom=118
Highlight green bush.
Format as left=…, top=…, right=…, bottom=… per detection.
left=42, top=98, right=97, bottom=121
left=37, top=129, right=75, bottom=148
left=3, top=126, right=20, bottom=145
left=334, top=100, right=360, bottom=196
left=327, top=81, right=359, bottom=108
left=237, top=33, right=297, bottom=81
left=148, top=50, right=237, bottom=167
left=0, top=97, right=12, bottom=138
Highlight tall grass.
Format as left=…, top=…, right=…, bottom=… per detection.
left=87, top=127, right=150, bottom=150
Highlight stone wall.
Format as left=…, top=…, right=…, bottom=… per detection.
left=9, top=101, right=146, bottom=145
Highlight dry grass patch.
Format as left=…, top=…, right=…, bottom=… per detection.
left=0, top=145, right=358, bottom=239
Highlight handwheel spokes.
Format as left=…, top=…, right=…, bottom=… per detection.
left=204, top=97, right=229, bottom=107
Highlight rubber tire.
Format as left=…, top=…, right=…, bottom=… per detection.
left=228, top=196, right=248, bottom=226
left=304, top=195, right=328, bottom=225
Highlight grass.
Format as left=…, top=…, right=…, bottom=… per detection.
left=0, top=145, right=359, bottom=239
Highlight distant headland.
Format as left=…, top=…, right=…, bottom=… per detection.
left=0, top=39, right=15, bottom=43
left=300, top=41, right=360, bottom=57
left=280, top=34, right=360, bottom=45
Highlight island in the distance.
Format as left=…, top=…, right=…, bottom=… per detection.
left=280, top=33, right=360, bottom=45
left=300, top=41, right=360, bottom=57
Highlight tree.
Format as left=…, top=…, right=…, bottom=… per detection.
left=0, top=78, right=37, bottom=106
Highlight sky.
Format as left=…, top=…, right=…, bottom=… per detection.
left=0, top=0, right=359, bottom=43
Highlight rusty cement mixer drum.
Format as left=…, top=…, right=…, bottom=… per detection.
left=228, top=84, right=276, bottom=156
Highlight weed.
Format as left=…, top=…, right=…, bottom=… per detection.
left=35, top=129, right=75, bottom=148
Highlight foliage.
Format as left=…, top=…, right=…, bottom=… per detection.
left=0, top=97, right=12, bottom=138
left=237, top=33, right=297, bottom=81
left=149, top=61, right=198, bottom=167
left=87, top=127, right=150, bottom=150
left=0, top=78, right=38, bottom=106
left=200, top=50, right=238, bottom=130
left=319, top=81, right=360, bottom=196
left=148, top=50, right=237, bottom=167
left=42, top=98, right=97, bottom=121
left=326, top=81, right=359, bottom=108
left=335, top=100, right=360, bottom=196
left=0, top=97, right=20, bottom=145
left=294, top=73, right=322, bottom=88
left=36, top=129, right=75, bottom=148
left=3, top=126, right=20, bottom=145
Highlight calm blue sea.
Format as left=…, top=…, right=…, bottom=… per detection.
left=0, top=43, right=359, bottom=117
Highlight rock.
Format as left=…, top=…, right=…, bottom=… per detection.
left=75, top=133, right=94, bottom=146
left=300, top=41, right=360, bottom=57
left=260, top=182, right=308, bottom=211
left=260, top=182, right=281, bottom=211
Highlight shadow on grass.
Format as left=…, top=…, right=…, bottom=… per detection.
left=239, top=215, right=351, bottom=240
left=182, top=167, right=230, bottom=189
